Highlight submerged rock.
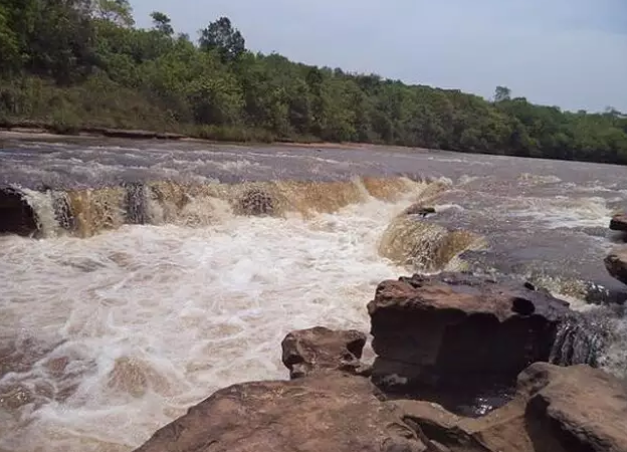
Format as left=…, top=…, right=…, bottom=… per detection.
left=132, top=371, right=425, bottom=452
left=367, top=272, right=574, bottom=397
left=378, top=217, right=484, bottom=273
left=281, top=326, right=367, bottom=379
left=610, top=213, right=627, bottom=231
left=605, top=248, right=627, bottom=286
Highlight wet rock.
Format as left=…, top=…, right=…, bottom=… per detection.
left=238, top=188, right=275, bottom=216
left=403, top=204, right=436, bottom=217
left=605, top=248, right=627, bottom=286
left=281, top=327, right=368, bottom=379
left=367, top=272, right=574, bottom=399
left=390, top=362, right=627, bottom=452
left=132, top=372, right=425, bottom=452
left=378, top=217, right=483, bottom=273
left=610, top=213, right=627, bottom=231
left=0, top=187, right=38, bottom=236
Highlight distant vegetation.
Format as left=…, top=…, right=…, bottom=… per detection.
left=2, top=0, right=627, bottom=163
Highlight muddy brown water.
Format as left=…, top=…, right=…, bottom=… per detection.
left=1, top=136, right=626, bottom=452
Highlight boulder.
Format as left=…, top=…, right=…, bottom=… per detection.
left=605, top=248, right=627, bottom=286
left=519, top=362, right=627, bottom=452
left=281, top=326, right=367, bottom=379
left=132, top=372, right=426, bottom=452
left=390, top=362, right=627, bottom=452
left=367, top=272, right=574, bottom=398
left=610, top=213, right=627, bottom=231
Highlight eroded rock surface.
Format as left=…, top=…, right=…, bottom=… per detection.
left=281, top=326, right=367, bottom=378
left=605, top=248, right=627, bottom=286
left=368, top=273, right=573, bottom=396
left=133, top=372, right=425, bottom=452
left=390, top=362, right=627, bottom=452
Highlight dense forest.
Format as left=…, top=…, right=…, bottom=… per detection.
left=1, top=0, right=627, bottom=164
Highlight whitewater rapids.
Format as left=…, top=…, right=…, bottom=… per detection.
left=0, top=191, right=433, bottom=452
left=2, top=137, right=627, bottom=452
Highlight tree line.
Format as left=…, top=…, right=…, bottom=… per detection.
left=1, top=0, right=627, bottom=164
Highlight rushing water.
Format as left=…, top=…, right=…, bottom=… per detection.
left=1, top=136, right=627, bottom=452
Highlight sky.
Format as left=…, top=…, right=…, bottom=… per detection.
left=130, top=0, right=627, bottom=112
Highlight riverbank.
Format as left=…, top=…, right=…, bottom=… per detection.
left=0, top=124, right=422, bottom=154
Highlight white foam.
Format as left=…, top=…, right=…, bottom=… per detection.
left=0, top=196, right=408, bottom=452
left=506, top=196, right=612, bottom=229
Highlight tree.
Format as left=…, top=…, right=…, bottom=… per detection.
left=199, top=17, right=245, bottom=63
left=93, top=0, right=134, bottom=27
left=151, top=11, right=173, bottom=36
left=494, top=86, right=511, bottom=103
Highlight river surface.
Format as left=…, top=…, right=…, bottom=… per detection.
left=1, top=136, right=626, bottom=452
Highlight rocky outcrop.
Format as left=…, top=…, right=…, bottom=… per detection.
left=132, top=270, right=626, bottom=452
left=605, top=248, right=627, bottom=285
left=519, top=362, right=627, bottom=452
left=610, top=213, right=627, bottom=231
left=390, top=362, right=627, bottom=452
left=367, top=273, right=573, bottom=395
left=281, top=326, right=367, bottom=378
left=133, top=371, right=425, bottom=452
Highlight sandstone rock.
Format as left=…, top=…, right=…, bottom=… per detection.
left=391, top=363, right=627, bottom=452
left=281, top=326, right=367, bottom=378
left=605, top=248, right=627, bottom=286
left=132, top=372, right=426, bottom=452
left=520, top=362, right=627, bottom=452
left=610, top=213, right=627, bottom=231
left=367, top=272, right=573, bottom=397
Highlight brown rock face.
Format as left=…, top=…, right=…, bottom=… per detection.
left=605, top=248, right=627, bottom=286
left=520, top=363, right=627, bottom=452
left=610, top=213, right=627, bottom=231
left=132, top=372, right=425, bottom=452
left=281, top=326, right=367, bottom=378
left=390, top=363, right=627, bottom=452
left=367, top=273, right=573, bottom=396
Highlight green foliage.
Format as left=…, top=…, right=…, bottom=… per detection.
left=0, top=1, right=626, bottom=164
left=150, top=11, right=173, bottom=36
left=199, top=17, right=246, bottom=63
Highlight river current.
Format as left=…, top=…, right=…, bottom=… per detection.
left=1, top=136, right=626, bottom=452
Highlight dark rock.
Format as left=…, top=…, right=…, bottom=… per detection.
left=0, top=187, right=38, bottom=236
left=610, top=213, right=627, bottom=231
left=367, top=272, right=574, bottom=398
left=605, top=248, right=627, bottom=286
left=403, top=204, right=436, bottom=217
left=281, top=327, right=367, bottom=379
left=132, top=372, right=426, bottom=452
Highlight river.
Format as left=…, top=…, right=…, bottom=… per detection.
left=0, top=136, right=626, bottom=452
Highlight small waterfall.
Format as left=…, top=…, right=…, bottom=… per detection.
left=549, top=310, right=612, bottom=367
left=378, top=215, right=486, bottom=273
left=0, top=176, right=449, bottom=239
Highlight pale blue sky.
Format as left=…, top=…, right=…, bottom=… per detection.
left=130, top=0, right=627, bottom=112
